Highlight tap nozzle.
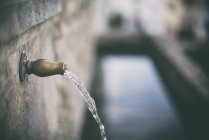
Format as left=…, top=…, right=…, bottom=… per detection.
left=19, top=52, right=66, bottom=81
left=27, top=59, right=66, bottom=77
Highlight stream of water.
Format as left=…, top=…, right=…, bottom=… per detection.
left=63, top=68, right=107, bottom=140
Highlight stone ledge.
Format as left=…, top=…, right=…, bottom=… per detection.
left=96, top=33, right=209, bottom=99
left=0, top=0, right=62, bottom=45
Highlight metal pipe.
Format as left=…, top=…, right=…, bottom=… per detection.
left=19, top=52, right=66, bottom=81
left=27, top=59, right=66, bottom=77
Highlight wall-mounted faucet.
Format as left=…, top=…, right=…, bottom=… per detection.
left=19, top=52, right=66, bottom=81
left=18, top=52, right=107, bottom=140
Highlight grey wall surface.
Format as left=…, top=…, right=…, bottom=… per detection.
left=0, top=0, right=95, bottom=140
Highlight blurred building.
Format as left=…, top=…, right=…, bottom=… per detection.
left=93, top=0, right=184, bottom=36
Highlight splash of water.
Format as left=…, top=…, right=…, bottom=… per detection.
left=63, top=68, right=107, bottom=140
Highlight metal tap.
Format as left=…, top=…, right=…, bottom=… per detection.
left=19, top=52, right=66, bottom=81
left=27, top=59, right=65, bottom=77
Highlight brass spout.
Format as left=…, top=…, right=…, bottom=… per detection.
left=19, top=52, right=66, bottom=81
left=27, top=59, right=66, bottom=77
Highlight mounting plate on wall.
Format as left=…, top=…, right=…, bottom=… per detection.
left=19, top=51, right=28, bottom=81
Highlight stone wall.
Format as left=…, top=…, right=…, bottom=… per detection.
left=0, top=0, right=95, bottom=140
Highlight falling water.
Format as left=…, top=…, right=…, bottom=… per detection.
left=63, top=68, right=107, bottom=140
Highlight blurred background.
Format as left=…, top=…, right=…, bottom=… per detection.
left=0, top=0, right=209, bottom=140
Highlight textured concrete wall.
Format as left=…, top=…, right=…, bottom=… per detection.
left=0, top=0, right=95, bottom=140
